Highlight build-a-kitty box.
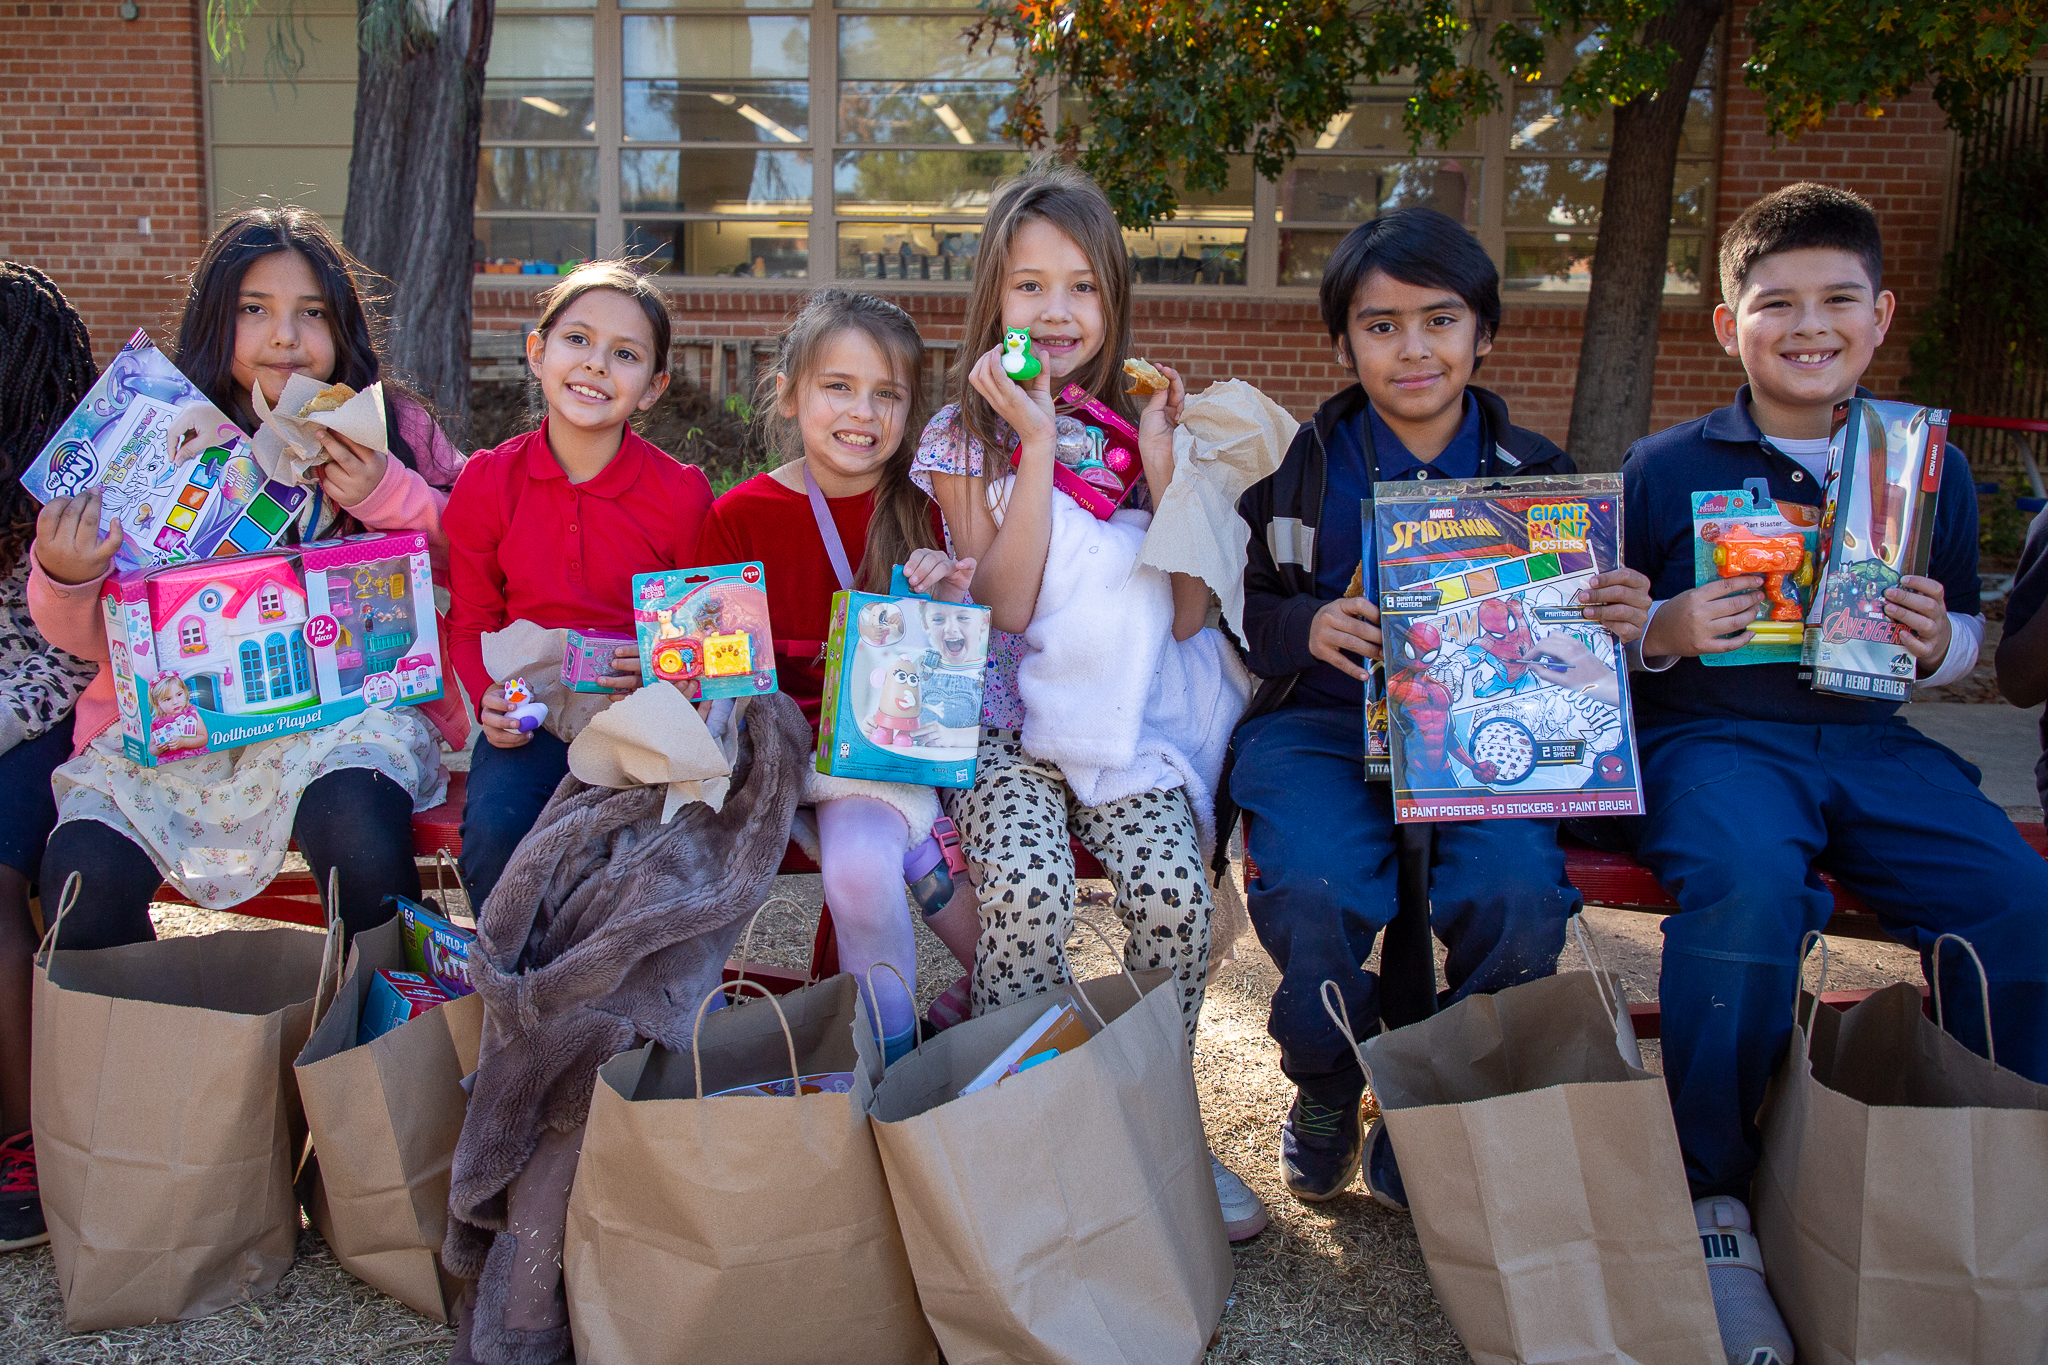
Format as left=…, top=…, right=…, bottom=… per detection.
left=102, top=531, right=444, bottom=766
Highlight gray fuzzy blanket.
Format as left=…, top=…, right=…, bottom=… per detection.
left=444, top=692, right=812, bottom=1364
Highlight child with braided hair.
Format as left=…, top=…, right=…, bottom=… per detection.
left=0, top=262, right=101, bottom=1252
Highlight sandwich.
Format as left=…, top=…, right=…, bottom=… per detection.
left=1122, top=357, right=1170, bottom=396
left=297, top=382, right=356, bottom=417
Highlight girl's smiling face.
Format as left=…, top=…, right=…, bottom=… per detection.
left=781, top=326, right=911, bottom=497
left=230, top=250, right=338, bottom=408
left=525, top=287, right=669, bottom=435
left=1000, top=218, right=1104, bottom=385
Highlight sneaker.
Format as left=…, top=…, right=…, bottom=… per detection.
left=0, top=1131, right=47, bottom=1252
left=1278, top=1088, right=1364, bottom=1202
left=1209, top=1151, right=1268, bottom=1241
left=1361, top=1119, right=1408, bottom=1213
left=1696, top=1196, right=1795, bottom=1365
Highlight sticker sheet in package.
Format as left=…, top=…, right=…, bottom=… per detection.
left=1691, top=484, right=1820, bottom=667
left=22, top=329, right=309, bottom=571
left=100, top=531, right=444, bottom=767
left=632, top=562, right=777, bottom=700
left=1803, top=398, right=1947, bottom=700
left=815, top=566, right=989, bottom=788
left=1371, top=475, right=1643, bottom=823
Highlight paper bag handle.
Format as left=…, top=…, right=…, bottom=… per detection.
left=308, top=867, right=347, bottom=1034
left=34, top=872, right=83, bottom=962
left=1570, top=914, right=1636, bottom=1052
left=690, top=978, right=802, bottom=1102
left=1318, top=979, right=1377, bottom=1093
left=1062, top=916, right=1149, bottom=1032
left=730, top=897, right=809, bottom=996
left=1792, top=931, right=1832, bottom=1060
left=1930, top=933, right=1996, bottom=1066
left=863, top=961, right=920, bottom=1061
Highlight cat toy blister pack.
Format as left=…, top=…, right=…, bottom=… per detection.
left=1370, top=475, right=1643, bottom=823
left=631, top=561, right=777, bottom=701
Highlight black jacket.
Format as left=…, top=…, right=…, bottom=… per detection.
left=1215, top=383, right=1574, bottom=873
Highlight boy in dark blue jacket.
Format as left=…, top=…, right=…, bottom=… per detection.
left=1624, top=182, right=2048, bottom=1365
left=1228, top=209, right=1650, bottom=1206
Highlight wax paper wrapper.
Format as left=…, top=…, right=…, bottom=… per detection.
left=568, top=684, right=740, bottom=823
left=252, top=374, right=390, bottom=484
left=480, top=619, right=617, bottom=744
left=1135, top=379, right=1296, bottom=640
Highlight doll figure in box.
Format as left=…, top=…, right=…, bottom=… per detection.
left=147, top=674, right=209, bottom=757
left=866, top=655, right=925, bottom=748
left=858, top=601, right=907, bottom=648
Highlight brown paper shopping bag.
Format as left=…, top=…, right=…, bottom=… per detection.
left=1341, top=960, right=1722, bottom=1365
left=1755, top=935, right=2048, bottom=1364
left=294, top=915, right=484, bottom=1323
left=870, top=964, right=1233, bottom=1365
left=30, top=876, right=328, bottom=1330
left=563, top=974, right=936, bottom=1365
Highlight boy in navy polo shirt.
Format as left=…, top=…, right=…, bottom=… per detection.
left=1227, top=209, right=1651, bottom=1205
left=1625, top=182, right=2048, bottom=1365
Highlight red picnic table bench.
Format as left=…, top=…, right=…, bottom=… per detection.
left=156, top=772, right=2048, bottom=1037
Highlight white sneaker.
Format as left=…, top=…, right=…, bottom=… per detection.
left=1211, top=1151, right=1268, bottom=1242
left=1695, top=1196, right=1795, bottom=1365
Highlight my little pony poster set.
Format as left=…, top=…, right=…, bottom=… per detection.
left=1370, top=475, right=1644, bottom=823
left=100, top=531, right=444, bottom=767
left=23, top=330, right=309, bottom=571
left=815, top=567, right=991, bottom=787
left=632, top=562, right=778, bottom=701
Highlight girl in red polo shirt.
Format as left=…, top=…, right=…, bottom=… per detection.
left=696, top=291, right=982, bottom=1061
left=445, top=262, right=712, bottom=907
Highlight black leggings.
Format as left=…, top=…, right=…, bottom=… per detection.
left=40, top=767, right=421, bottom=950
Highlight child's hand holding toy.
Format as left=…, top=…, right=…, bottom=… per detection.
left=313, top=428, right=391, bottom=508
left=1640, top=576, right=1765, bottom=658
left=479, top=680, right=534, bottom=749
left=902, top=547, right=977, bottom=602
left=502, top=677, right=550, bottom=732
left=969, top=340, right=1056, bottom=462
left=600, top=643, right=645, bottom=692
left=1884, top=575, right=1952, bottom=674
left=33, top=488, right=124, bottom=586
left=1309, top=597, right=1383, bottom=677
left=1574, top=568, right=1653, bottom=644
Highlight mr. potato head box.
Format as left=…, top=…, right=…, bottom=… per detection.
left=100, top=531, right=444, bottom=767
left=815, top=568, right=991, bottom=788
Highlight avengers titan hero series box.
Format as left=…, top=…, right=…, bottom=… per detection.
left=1368, top=475, right=1644, bottom=823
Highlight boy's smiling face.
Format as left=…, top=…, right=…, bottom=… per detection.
left=1340, top=269, right=1492, bottom=456
left=1714, top=247, right=1896, bottom=438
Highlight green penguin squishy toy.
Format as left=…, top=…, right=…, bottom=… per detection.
left=1000, top=326, right=1042, bottom=384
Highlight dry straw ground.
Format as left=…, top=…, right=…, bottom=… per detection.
left=0, top=870, right=1921, bottom=1364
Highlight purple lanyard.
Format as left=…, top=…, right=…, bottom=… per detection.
left=803, top=462, right=856, bottom=592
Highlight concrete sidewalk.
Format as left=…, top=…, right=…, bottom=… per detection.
left=1901, top=700, right=2044, bottom=819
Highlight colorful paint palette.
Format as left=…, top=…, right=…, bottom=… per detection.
left=1428, top=551, right=1567, bottom=605
left=211, top=481, right=309, bottom=557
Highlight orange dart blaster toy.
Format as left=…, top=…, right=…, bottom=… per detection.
left=1691, top=484, right=1821, bottom=666
left=1369, top=475, right=1642, bottom=824
left=1802, top=399, right=1947, bottom=700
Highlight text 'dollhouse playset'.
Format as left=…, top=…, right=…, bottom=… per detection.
left=101, top=531, right=444, bottom=766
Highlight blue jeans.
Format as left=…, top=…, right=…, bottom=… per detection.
left=1636, top=716, right=2048, bottom=1199
left=1231, top=706, right=1580, bottom=1097
left=459, top=729, right=571, bottom=910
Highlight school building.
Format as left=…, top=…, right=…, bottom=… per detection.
left=2, top=0, right=1967, bottom=442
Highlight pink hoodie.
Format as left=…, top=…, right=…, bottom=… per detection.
left=27, top=397, right=472, bottom=757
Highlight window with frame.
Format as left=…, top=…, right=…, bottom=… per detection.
left=199, top=0, right=1721, bottom=299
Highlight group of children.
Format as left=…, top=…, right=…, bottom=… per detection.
left=0, top=167, right=2041, bottom=1365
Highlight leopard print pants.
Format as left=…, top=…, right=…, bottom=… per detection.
left=943, top=729, right=1211, bottom=1048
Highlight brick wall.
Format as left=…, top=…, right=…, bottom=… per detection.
left=0, top=2, right=210, bottom=360
left=8, top=0, right=1958, bottom=448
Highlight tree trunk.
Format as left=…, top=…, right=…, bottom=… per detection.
left=1564, top=0, right=1726, bottom=471
left=344, top=0, right=495, bottom=445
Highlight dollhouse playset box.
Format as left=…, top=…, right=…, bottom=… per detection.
left=101, top=531, right=445, bottom=767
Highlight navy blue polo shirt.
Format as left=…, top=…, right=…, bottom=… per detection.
left=2004, top=507, right=2048, bottom=810
left=1622, top=386, right=1982, bottom=729
left=1290, top=394, right=1484, bottom=711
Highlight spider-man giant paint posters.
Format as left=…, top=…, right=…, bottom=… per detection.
left=1368, top=475, right=1644, bottom=823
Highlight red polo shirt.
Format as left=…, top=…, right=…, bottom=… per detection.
left=445, top=420, right=713, bottom=715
